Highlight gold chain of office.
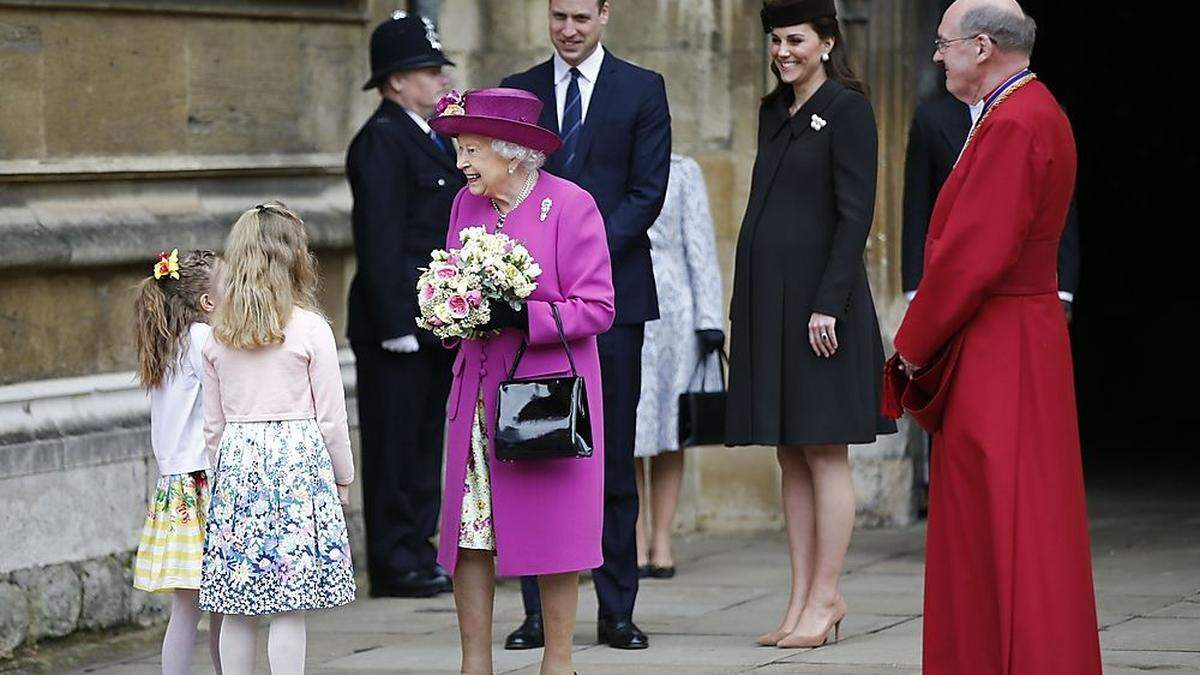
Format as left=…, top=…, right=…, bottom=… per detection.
left=962, top=72, right=1037, bottom=151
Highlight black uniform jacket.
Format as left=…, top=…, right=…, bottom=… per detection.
left=902, top=93, right=1080, bottom=297
left=346, top=99, right=466, bottom=345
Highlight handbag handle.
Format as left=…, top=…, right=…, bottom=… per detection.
left=687, top=347, right=729, bottom=393
left=507, top=303, right=579, bottom=379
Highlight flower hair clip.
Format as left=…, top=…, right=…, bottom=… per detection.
left=153, top=249, right=180, bottom=280
left=436, top=90, right=466, bottom=117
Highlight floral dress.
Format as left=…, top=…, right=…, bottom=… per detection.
left=199, top=419, right=355, bottom=615
left=457, top=392, right=495, bottom=551
left=134, top=471, right=210, bottom=592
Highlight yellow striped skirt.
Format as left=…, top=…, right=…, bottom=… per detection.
left=133, top=470, right=210, bottom=592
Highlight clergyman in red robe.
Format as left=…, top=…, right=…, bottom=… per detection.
left=889, top=1, right=1103, bottom=673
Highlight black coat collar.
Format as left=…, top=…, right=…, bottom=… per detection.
left=765, top=78, right=845, bottom=140
left=377, top=99, right=458, bottom=171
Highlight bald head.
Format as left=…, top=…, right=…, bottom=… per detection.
left=946, top=0, right=1036, bottom=56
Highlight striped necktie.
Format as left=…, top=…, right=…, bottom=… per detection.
left=429, top=130, right=447, bottom=154
left=561, top=67, right=583, bottom=167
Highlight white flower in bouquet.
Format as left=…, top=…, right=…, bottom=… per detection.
left=415, top=228, right=542, bottom=339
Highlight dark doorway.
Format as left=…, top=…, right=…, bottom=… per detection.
left=912, top=2, right=1199, bottom=495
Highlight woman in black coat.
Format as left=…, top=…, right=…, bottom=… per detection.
left=726, top=0, right=895, bottom=649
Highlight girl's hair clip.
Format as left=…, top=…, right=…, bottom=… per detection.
left=153, top=249, right=181, bottom=280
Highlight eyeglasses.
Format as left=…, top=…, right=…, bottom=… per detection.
left=933, top=34, right=993, bottom=53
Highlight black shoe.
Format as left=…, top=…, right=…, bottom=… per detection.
left=429, top=565, right=454, bottom=594
left=648, top=564, right=676, bottom=579
left=597, top=616, right=649, bottom=650
left=370, top=567, right=452, bottom=598
left=638, top=564, right=652, bottom=579
left=504, top=613, right=544, bottom=650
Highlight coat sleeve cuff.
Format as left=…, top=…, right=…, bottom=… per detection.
left=526, top=300, right=559, bottom=346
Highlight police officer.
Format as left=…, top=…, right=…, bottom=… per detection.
left=347, top=11, right=464, bottom=598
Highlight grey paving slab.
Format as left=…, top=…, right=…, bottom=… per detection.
left=1149, top=599, right=1200, bottom=618
left=1100, top=616, right=1200, bottom=651
left=21, top=487, right=1200, bottom=675
left=1101, top=648, right=1200, bottom=672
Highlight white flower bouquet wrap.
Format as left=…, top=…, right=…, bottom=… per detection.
left=415, top=226, right=542, bottom=340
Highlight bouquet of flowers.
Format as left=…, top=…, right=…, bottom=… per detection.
left=415, top=226, right=542, bottom=340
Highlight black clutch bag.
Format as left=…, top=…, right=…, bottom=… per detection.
left=677, top=348, right=728, bottom=448
left=494, top=304, right=593, bottom=462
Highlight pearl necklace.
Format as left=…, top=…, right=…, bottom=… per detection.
left=490, top=170, right=538, bottom=230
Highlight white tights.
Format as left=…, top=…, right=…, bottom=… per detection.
left=162, top=589, right=223, bottom=675
left=219, top=610, right=307, bottom=674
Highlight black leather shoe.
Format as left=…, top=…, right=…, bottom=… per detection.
left=370, top=567, right=452, bottom=598
left=504, top=613, right=544, bottom=650
left=597, top=616, right=649, bottom=649
left=638, top=564, right=652, bottom=579
left=648, top=564, right=676, bottom=579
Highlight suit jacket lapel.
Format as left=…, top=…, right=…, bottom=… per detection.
left=561, top=53, right=619, bottom=180
left=939, top=105, right=971, bottom=156
left=526, top=59, right=562, bottom=174
left=385, top=101, right=458, bottom=172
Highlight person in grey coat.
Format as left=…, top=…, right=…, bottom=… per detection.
left=634, top=153, right=724, bottom=579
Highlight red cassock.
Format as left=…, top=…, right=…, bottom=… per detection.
left=893, top=80, right=1102, bottom=675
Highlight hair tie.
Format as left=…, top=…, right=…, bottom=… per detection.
left=153, top=249, right=181, bottom=280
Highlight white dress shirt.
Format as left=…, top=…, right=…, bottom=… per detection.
left=553, top=44, right=606, bottom=128
left=405, top=107, right=433, bottom=135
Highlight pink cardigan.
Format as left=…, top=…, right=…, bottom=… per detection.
left=201, top=307, right=354, bottom=485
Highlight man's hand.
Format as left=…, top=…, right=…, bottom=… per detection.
left=382, top=335, right=420, bottom=353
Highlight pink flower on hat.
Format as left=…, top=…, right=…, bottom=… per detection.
left=437, top=90, right=465, bottom=116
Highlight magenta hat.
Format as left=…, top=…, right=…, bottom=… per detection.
left=429, top=88, right=562, bottom=155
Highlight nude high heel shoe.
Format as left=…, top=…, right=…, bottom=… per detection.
left=776, top=598, right=847, bottom=649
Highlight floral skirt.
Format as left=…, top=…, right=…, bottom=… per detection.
left=134, top=470, right=210, bottom=592
left=458, top=393, right=495, bottom=551
left=199, top=420, right=355, bottom=616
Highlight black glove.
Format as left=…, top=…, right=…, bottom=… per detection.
left=480, top=300, right=527, bottom=332
left=696, top=329, right=725, bottom=354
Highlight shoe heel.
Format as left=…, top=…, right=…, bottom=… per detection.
left=833, top=619, right=841, bottom=644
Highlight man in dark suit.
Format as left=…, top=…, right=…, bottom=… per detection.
left=903, top=90, right=1080, bottom=312
left=346, top=11, right=464, bottom=598
left=499, top=0, right=671, bottom=651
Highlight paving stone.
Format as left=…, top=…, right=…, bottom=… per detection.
left=1100, top=616, right=1200, bottom=652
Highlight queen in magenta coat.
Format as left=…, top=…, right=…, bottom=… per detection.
left=429, top=88, right=614, bottom=674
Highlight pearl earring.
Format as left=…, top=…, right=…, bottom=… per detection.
left=508, top=165, right=515, bottom=174
left=821, top=52, right=830, bottom=62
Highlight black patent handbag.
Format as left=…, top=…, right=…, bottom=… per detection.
left=677, top=348, right=728, bottom=448
left=494, top=304, right=593, bottom=461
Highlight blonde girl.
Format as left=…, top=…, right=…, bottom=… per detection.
left=132, top=248, right=224, bottom=675
left=199, top=202, right=355, bottom=675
